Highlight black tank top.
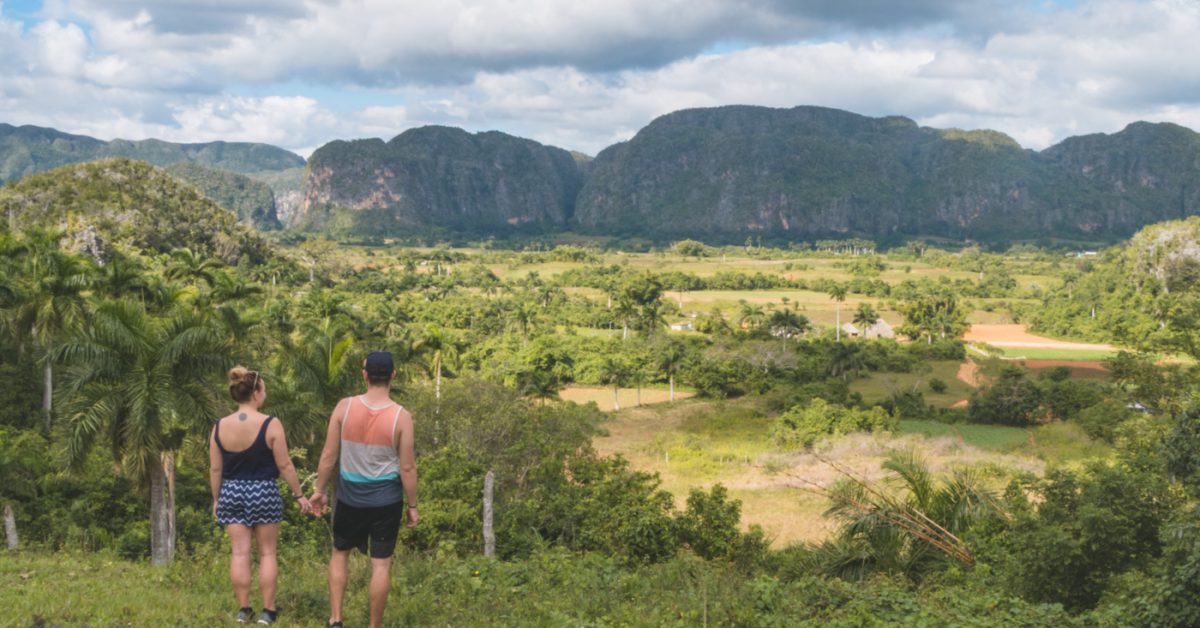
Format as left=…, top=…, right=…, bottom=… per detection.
left=214, top=416, right=280, bottom=481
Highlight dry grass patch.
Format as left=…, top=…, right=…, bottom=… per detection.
left=594, top=398, right=1060, bottom=547
left=560, top=386, right=694, bottom=410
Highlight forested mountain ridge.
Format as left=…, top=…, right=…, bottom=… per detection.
left=301, top=105, right=1200, bottom=242
left=0, top=123, right=305, bottom=185
left=165, top=163, right=282, bottom=231
left=0, top=158, right=272, bottom=263
left=300, top=125, right=583, bottom=232
left=10, top=107, right=1200, bottom=243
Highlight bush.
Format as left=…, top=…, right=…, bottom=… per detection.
left=928, top=377, right=948, bottom=393
left=771, top=399, right=896, bottom=449
left=1000, top=462, right=1179, bottom=612
left=674, top=484, right=771, bottom=569
left=968, top=367, right=1043, bottom=426
left=882, top=389, right=928, bottom=420
left=1041, top=378, right=1105, bottom=421
left=1073, top=400, right=1134, bottom=443
left=117, top=521, right=150, bottom=560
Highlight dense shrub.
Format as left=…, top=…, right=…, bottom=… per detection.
left=771, top=399, right=895, bottom=449
left=999, top=462, right=1178, bottom=612
left=968, top=367, right=1044, bottom=426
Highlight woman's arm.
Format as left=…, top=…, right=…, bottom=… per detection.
left=267, top=419, right=311, bottom=513
left=208, top=425, right=223, bottom=518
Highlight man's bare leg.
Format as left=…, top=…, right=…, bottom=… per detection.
left=328, top=548, right=350, bottom=624
left=368, top=556, right=392, bottom=628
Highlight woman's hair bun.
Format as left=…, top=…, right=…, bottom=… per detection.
left=227, top=366, right=261, bottom=402
left=228, top=366, right=251, bottom=385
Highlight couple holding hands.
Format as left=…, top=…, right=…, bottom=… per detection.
left=208, top=351, right=417, bottom=628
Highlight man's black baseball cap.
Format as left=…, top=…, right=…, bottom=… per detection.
left=364, top=351, right=395, bottom=377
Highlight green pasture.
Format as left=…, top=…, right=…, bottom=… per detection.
left=340, top=246, right=1062, bottom=291
left=849, top=360, right=974, bottom=407
left=992, top=347, right=1117, bottom=361
left=899, top=419, right=1109, bottom=462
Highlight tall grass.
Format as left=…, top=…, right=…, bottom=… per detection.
left=0, top=547, right=1077, bottom=626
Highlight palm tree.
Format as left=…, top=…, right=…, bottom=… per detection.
left=368, top=300, right=411, bottom=342
left=55, top=299, right=228, bottom=565
left=209, top=270, right=263, bottom=305
left=613, top=298, right=637, bottom=340
left=816, top=449, right=1004, bottom=581
left=5, top=229, right=93, bottom=432
left=852, top=303, right=879, bottom=337
left=164, top=247, right=224, bottom=288
left=655, top=338, right=688, bottom=402
left=594, top=355, right=631, bottom=411
left=94, top=252, right=149, bottom=301
left=738, top=301, right=766, bottom=331
left=414, top=324, right=460, bottom=401
left=768, top=308, right=810, bottom=349
left=509, top=298, right=541, bottom=341
left=276, top=319, right=359, bottom=439
left=828, top=285, right=848, bottom=341
left=827, top=341, right=865, bottom=380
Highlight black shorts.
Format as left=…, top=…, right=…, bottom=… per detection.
left=332, top=500, right=404, bottom=558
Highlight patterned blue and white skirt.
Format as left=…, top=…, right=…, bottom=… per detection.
left=217, top=479, right=284, bottom=527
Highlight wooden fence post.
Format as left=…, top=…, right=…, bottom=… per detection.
left=483, top=470, right=495, bottom=557
left=4, top=503, right=17, bottom=550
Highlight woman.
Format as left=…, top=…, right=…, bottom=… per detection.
left=209, top=367, right=311, bottom=625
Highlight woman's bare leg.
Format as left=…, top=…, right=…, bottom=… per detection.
left=254, top=523, right=279, bottom=610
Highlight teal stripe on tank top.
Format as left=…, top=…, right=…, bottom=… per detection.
left=340, top=470, right=400, bottom=483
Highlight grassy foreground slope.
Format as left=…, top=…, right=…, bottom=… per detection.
left=0, top=549, right=1076, bottom=626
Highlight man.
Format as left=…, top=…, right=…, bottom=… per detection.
left=309, top=351, right=419, bottom=628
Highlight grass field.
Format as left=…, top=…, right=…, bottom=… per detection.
left=559, top=385, right=694, bottom=409
left=0, top=547, right=785, bottom=627
left=848, top=360, right=975, bottom=407
left=993, top=347, right=1117, bottom=361
left=593, top=396, right=1104, bottom=547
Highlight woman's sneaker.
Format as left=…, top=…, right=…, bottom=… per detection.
left=236, top=607, right=255, bottom=623
left=257, top=609, right=278, bottom=624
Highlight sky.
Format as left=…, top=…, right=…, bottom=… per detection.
left=1, top=0, right=1198, bottom=157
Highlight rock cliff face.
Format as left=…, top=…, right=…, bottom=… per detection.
left=0, top=123, right=305, bottom=185
left=575, top=105, right=1200, bottom=240
left=1036, top=122, right=1200, bottom=234
left=293, top=105, right=1200, bottom=242
left=300, top=126, right=583, bottom=232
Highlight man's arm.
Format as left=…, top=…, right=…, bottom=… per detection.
left=309, top=398, right=347, bottom=513
left=396, top=409, right=419, bottom=527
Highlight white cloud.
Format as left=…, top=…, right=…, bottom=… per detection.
left=0, top=0, right=1198, bottom=159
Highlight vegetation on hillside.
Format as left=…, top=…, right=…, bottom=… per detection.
left=0, top=158, right=272, bottom=264
left=2, top=205, right=1199, bottom=623
left=167, top=163, right=282, bottom=230
left=0, top=122, right=304, bottom=185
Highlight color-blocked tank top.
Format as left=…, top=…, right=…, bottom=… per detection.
left=336, top=396, right=406, bottom=507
